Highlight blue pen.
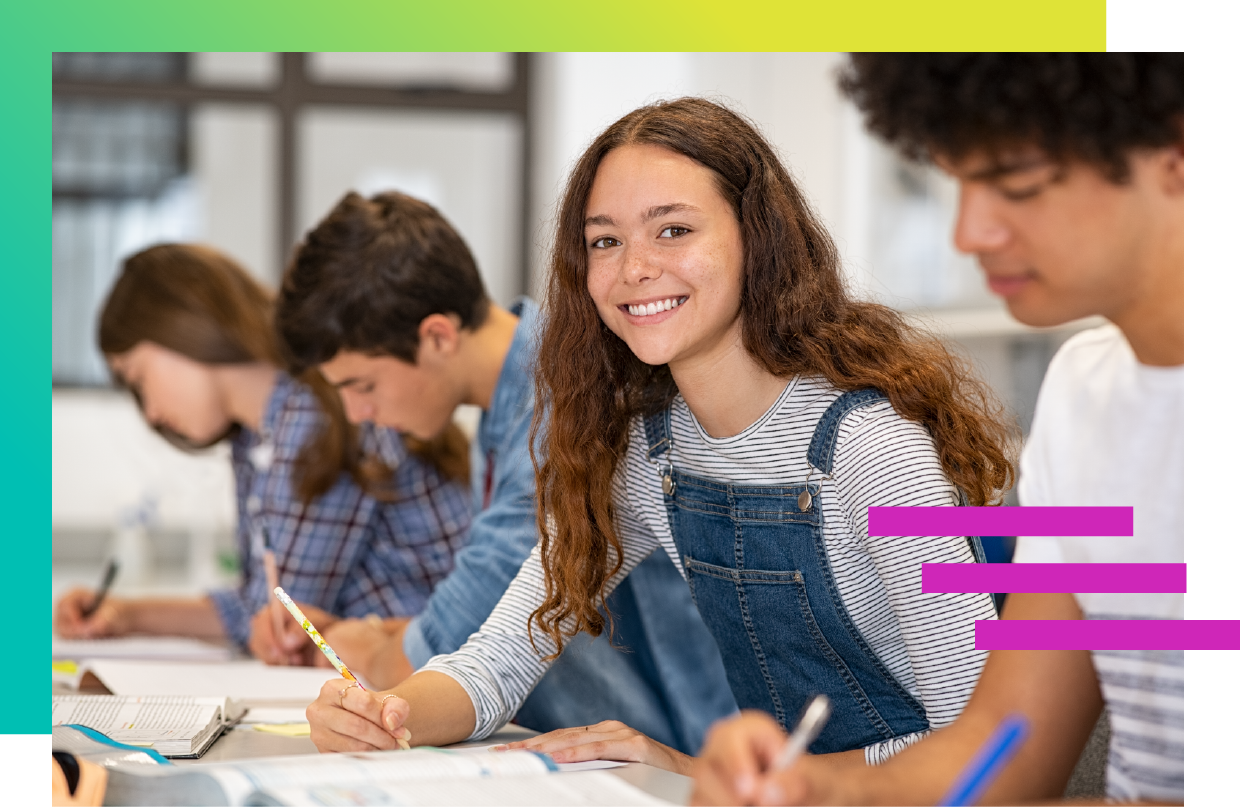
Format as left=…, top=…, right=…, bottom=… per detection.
left=938, top=715, right=1031, bottom=806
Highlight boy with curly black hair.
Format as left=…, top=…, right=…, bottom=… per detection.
left=693, top=53, right=1183, bottom=806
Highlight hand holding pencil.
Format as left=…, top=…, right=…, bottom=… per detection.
left=272, top=587, right=361, bottom=682
left=273, top=587, right=411, bottom=751
left=262, top=551, right=287, bottom=664
left=248, top=593, right=337, bottom=667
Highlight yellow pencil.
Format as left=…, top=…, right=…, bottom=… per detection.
left=272, top=586, right=362, bottom=685
left=272, top=586, right=409, bottom=749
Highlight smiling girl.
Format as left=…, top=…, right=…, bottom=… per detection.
left=54, top=244, right=471, bottom=662
left=304, top=99, right=1014, bottom=771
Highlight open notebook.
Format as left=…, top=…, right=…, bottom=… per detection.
left=55, top=658, right=336, bottom=701
left=52, top=635, right=234, bottom=663
left=97, top=745, right=670, bottom=806
left=52, top=694, right=245, bottom=759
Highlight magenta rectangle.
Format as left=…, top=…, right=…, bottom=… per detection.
left=868, top=506, right=1133, bottom=536
left=922, top=563, right=1186, bottom=594
left=975, top=620, right=1239, bottom=650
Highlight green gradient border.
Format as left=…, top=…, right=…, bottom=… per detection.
left=29, top=1, right=1104, bottom=51
left=11, top=2, right=1103, bottom=735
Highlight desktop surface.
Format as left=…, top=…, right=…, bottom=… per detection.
left=190, top=717, right=692, bottom=804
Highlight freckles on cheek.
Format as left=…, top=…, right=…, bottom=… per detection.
left=585, top=266, right=608, bottom=305
left=586, top=279, right=616, bottom=323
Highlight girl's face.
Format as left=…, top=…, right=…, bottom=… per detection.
left=109, top=341, right=232, bottom=444
left=585, top=144, right=746, bottom=372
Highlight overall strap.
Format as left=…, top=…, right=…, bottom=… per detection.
left=805, top=387, right=996, bottom=607
left=956, top=487, right=990, bottom=565
left=806, top=388, right=888, bottom=475
left=644, top=406, right=673, bottom=462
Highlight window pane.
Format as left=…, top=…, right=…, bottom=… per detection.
left=52, top=98, right=277, bottom=385
left=299, top=107, right=523, bottom=306
left=190, top=104, right=279, bottom=284
left=52, top=184, right=202, bottom=385
left=189, top=52, right=280, bottom=88
left=53, top=100, right=187, bottom=197
left=307, top=52, right=514, bottom=92
left=52, top=97, right=197, bottom=386
left=52, top=52, right=187, bottom=84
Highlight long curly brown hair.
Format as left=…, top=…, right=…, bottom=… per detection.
left=531, top=98, right=1015, bottom=657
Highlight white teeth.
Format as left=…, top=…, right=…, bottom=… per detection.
left=627, top=297, right=685, bottom=316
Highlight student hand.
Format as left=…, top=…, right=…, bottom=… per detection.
left=306, top=678, right=412, bottom=753
left=322, top=617, right=415, bottom=690
left=496, top=720, right=694, bottom=776
left=692, top=711, right=833, bottom=806
left=249, top=600, right=339, bottom=667
left=54, top=588, right=129, bottom=639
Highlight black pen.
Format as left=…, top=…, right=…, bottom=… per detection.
left=81, top=559, right=119, bottom=619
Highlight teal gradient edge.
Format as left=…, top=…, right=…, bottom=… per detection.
left=1, top=25, right=49, bottom=735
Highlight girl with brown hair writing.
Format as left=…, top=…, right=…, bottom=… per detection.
left=55, top=243, right=471, bottom=662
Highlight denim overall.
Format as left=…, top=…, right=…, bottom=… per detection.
left=644, top=388, right=982, bottom=754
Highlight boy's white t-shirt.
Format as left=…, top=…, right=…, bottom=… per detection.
left=1014, top=324, right=1183, bottom=802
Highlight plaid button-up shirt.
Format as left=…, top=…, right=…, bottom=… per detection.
left=209, top=373, right=471, bottom=647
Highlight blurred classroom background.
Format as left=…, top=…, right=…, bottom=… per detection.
left=52, top=52, right=1097, bottom=601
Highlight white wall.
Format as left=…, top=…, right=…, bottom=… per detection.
left=51, top=389, right=235, bottom=534
left=528, top=52, right=848, bottom=297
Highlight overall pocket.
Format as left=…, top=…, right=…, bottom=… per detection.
left=684, top=556, right=895, bottom=741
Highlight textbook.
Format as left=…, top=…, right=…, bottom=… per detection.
left=95, top=746, right=671, bottom=806
left=52, top=694, right=245, bottom=759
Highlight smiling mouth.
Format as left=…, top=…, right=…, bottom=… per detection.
left=622, top=296, right=688, bottom=317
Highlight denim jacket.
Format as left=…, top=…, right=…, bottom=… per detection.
left=402, top=298, right=543, bottom=666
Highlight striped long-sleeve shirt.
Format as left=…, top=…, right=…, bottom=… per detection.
left=424, top=376, right=995, bottom=762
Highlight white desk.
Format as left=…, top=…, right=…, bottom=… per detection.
left=54, top=653, right=694, bottom=805
left=182, top=705, right=692, bottom=804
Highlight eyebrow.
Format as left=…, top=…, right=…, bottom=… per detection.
left=964, top=157, right=1055, bottom=182
left=584, top=202, right=702, bottom=228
